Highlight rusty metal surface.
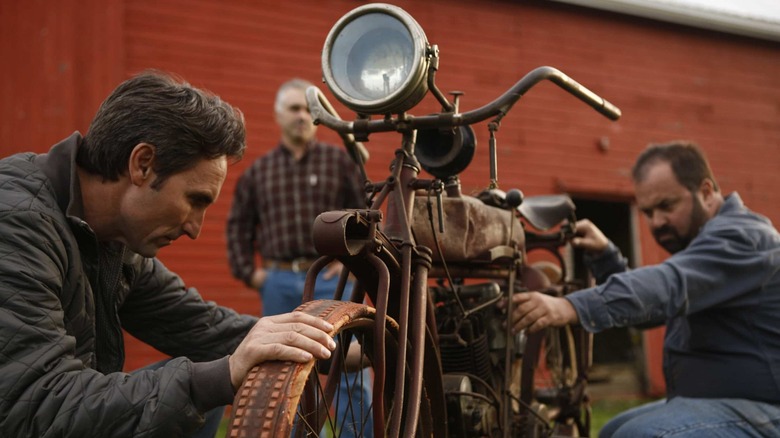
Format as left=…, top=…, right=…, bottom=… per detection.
left=312, top=210, right=376, bottom=257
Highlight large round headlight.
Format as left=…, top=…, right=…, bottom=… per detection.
left=322, top=3, right=430, bottom=115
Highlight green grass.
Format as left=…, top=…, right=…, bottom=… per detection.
left=217, top=417, right=228, bottom=437
left=590, top=397, right=656, bottom=437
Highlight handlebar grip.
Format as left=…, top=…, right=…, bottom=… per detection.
left=546, top=68, right=621, bottom=121
left=599, top=99, right=622, bottom=121
left=576, top=85, right=621, bottom=121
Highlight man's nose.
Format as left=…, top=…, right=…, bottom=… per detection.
left=182, top=212, right=204, bottom=239
left=649, top=210, right=668, bottom=229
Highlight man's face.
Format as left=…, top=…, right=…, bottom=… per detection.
left=634, top=161, right=710, bottom=254
left=119, top=156, right=227, bottom=257
left=276, top=87, right=316, bottom=145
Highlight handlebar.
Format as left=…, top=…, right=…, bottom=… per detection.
left=306, top=66, right=621, bottom=137
left=305, top=86, right=370, bottom=164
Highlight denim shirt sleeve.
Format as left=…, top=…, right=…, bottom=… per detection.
left=584, top=241, right=629, bottom=285
left=566, top=204, right=776, bottom=333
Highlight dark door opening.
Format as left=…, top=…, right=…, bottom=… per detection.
left=572, top=197, right=648, bottom=393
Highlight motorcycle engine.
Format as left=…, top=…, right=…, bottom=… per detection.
left=433, top=282, right=507, bottom=436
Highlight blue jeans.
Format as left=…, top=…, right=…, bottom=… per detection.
left=599, top=397, right=780, bottom=437
left=261, top=268, right=374, bottom=438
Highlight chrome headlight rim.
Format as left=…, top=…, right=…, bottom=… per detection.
left=321, top=3, right=430, bottom=115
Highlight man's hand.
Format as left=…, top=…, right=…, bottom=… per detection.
left=228, top=312, right=336, bottom=390
left=250, top=268, right=267, bottom=289
left=571, top=219, right=609, bottom=253
left=509, top=292, right=579, bottom=334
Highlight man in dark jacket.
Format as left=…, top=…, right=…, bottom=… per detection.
left=0, top=71, right=335, bottom=437
left=510, top=141, right=780, bottom=436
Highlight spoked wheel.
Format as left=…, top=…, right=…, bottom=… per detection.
left=226, top=299, right=435, bottom=437
left=519, top=324, right=584, bottom=437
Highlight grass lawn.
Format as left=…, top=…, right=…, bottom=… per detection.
left=590, top=397, right=657, bottom=437
left=217, top=419, right=228, bottom=437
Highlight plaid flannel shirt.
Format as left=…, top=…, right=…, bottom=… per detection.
left=226, top=141, right=364, bottom=286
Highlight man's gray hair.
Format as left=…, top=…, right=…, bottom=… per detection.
left=274, top=78, right=314, bottom=113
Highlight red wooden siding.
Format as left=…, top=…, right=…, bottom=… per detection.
left=3, top=0, right=779, bottom=395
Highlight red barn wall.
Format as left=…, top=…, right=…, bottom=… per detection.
left=3, top=0, right=779, bottom=395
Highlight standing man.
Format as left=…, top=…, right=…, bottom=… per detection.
left=226, top=78, right=372, bottom=437
left=510, top=141, right=780, bottom=437
left=0, top=70, right=336, bottom=438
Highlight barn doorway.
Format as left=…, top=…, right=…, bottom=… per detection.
left=571, top=197, right=648, bottom=394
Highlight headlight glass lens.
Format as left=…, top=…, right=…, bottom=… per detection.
left=330, top=13, right=415, bottom=102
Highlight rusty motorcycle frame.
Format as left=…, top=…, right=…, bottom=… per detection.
left=227, top=4, right=620, bottom=437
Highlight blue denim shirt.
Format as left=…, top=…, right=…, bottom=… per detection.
left=567, top=193, right=780, bottom=402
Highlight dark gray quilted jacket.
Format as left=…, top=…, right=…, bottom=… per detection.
left=0, top=133, right=257, bottom=437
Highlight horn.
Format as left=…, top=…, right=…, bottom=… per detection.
left=414, top=125, right=476, bottom=179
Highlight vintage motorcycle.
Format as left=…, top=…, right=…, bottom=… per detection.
left=227, top=3, right=620, bottom=437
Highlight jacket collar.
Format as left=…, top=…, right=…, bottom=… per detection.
left=34, top=132, right=87, bottom=222
left=719, top=192, right=744, bottom=217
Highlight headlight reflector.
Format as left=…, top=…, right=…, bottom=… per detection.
left=322, top=3, right=430, bottom=115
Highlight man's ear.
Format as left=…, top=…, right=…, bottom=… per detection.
left=699, top=178, right=717, bottom=209
left=128, top=143, right=156, bottom=186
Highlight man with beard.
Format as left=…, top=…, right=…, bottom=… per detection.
left=509, top=141, right=780, bottom=437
